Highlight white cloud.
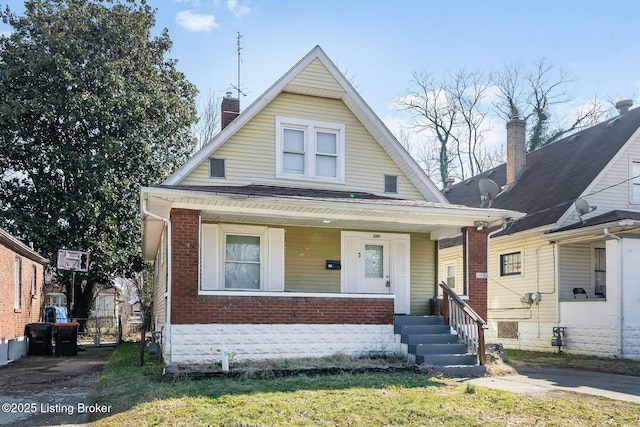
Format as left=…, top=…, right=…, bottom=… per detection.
left=227, top=0, right=251, bottom=17
left=176, top=10, right=218, bottom=32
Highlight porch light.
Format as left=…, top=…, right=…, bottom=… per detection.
left=322, top=220, right=332, bottom=223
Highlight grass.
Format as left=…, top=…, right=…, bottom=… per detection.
left=90, top=344, right=640, bottom=426
left=504, top=349, right=640, bottom=376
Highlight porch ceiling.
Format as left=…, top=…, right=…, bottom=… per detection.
left=141, top=186, right=523, bottom=260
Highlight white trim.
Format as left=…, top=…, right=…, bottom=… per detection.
left=14, top=256, right=21, bottom=309
left=220, top=224, right=268, bottom=291
left=275, top=116, right=346, bottom=183
left=629, top=158, right=640, bottom=205
left=195, top=290, right=395, bottom=298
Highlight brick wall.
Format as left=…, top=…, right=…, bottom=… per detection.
left=169, top=208, right=394, bottom=325
left=462, top=226, right=488, bottom=321
left=0, top=241, right=46, bottom=341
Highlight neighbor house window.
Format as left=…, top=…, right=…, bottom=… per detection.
left=224, top=234, right=261, bottom=289
left=276, top=116, right=345, bottom=182
left=594, top=247, right=606, bottom=297
left=631, top=161, right=640, bottom=202
left=31, top=265, right=37, bottom=296
left=14, top=256, right=22, bottom=308
left=500, top=252, right=521, bottom=276
left=445, top=263, right=456, bottom=289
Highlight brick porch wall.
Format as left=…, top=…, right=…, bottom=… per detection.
left=170, top=208, right=394, bottom=326
left=462, top=226, right=488, bottom=321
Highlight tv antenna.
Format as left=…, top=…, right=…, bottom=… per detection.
left=478, top=178, right=499, bottom=208
left=231, top=32, right=247, bottom=99
left=575, top=198, right=597, bottom=224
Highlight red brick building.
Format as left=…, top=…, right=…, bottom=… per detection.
left=0, top=228, right=48, bottom=364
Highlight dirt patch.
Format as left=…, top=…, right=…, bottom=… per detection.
left=0, top=346, right=113, bottom=426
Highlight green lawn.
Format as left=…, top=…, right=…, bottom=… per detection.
left=90, top=344, right=639, bottom=426
left=504, top=349, right=640, bottom=376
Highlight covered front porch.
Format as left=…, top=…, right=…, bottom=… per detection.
left=545, top=217, right=640, bottom=359
left=142, top=185, right=520, bottom=364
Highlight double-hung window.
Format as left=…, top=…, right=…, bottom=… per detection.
left=276, top=116, right=345, bottom=182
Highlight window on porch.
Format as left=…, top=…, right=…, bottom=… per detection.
left=558, top=243, right=606, bottom=301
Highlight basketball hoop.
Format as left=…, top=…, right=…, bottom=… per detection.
left=57, top=249, right=90, bottom=272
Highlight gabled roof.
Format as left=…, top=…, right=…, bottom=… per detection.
left=444, top=107, right=640, bottom=234
left=163, top=45, right=448, bottom=204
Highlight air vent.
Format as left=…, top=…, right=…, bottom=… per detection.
left=384, top=175, right=398, bottom=193
left=209, top=158, right=226, bottom=178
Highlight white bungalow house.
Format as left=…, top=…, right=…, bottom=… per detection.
left=444, top=102, right=640, bottom=360
left=140, top=46, right=520, bottom=368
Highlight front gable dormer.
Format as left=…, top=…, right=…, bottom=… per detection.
left=164, top=46, right=447, bottom=204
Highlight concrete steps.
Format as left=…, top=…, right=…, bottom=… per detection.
left=395, top=315, right=485, bottom=377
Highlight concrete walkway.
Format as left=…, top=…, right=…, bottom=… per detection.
left=462, top=366, right=640, bottom=404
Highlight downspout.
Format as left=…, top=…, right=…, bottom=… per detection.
left=604, top=228, right=622, bottom=357
left=486, top=222, right=508, bottom=316
left=141, top=200, right=171, bottom=346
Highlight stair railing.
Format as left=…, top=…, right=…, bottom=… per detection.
left=439, top=282, right=487, bottom=365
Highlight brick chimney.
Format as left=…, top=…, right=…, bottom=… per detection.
left=221, top=91, right=240, bottom=130
left=506, top=117, right=526, bottom=187
left=616, top=99, right=633, bottom=116
left=445, top=177, right=455, bottom=188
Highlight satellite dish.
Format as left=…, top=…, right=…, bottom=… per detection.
left=479, top=178, right=499, bottom=207
left=575, top=198, right=597, bottom=224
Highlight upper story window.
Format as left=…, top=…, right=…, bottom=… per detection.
left=500, top=251, right=521, bottom=276
left=276, top=116, right=345, bottom=183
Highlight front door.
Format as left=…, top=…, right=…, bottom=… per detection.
left=360, top=240, right=390, bottom=294
left=341, top=231, right=410, bottom=314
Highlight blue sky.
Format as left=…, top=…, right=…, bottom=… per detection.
left=3, top=1, right=640, bottom=148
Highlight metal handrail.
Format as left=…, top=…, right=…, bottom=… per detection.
left=439, top=282, right=487, bottom=365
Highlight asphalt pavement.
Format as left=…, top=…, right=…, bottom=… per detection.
left=462, top=366, right=640, bottom=404
left=0, top=346, right=113, bottom=426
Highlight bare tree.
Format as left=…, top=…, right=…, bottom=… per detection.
left=192, top=90, right=221, bottom=149
left=493, top=58, right=608, bottom=151
left=396, top=69, right=495, bottom=187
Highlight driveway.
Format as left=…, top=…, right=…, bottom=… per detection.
left=463, top=366, right=640, bottom=404
left=0, top=346, right=113, bottom=426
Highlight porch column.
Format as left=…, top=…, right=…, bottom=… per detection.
left=462, top=226, right=488, bottom=321
left=170, top=208, right=200, bottom=324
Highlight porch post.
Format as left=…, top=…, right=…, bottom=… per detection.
left=462, top=226, right=489, bottom=321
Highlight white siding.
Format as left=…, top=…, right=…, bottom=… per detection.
left=558, top=243, right=592, bottom=300
left=558, top=128, right=640, bottom=228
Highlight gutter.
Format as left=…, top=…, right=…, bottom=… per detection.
left=604, top=227, right=623, bottom=357
left=141, top=199, right=172, bottom=353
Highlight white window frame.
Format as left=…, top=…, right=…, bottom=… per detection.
left=275, top=116, right=346, bottom=183
left=221, top=225, right=267, bottom=290
left=200, top=223, right=284, bottom=293
left=14, top=256, right=21, bottom=309
left=444, top=262, right=460, bottom=294
left=31, top=264, right=37, bottom=296
left=630, top=159, right=640, bottom=204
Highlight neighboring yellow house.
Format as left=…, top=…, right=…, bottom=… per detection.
left=445, top=104, right=640, bottom=360
left=141, top=46, right=518, bottom=367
